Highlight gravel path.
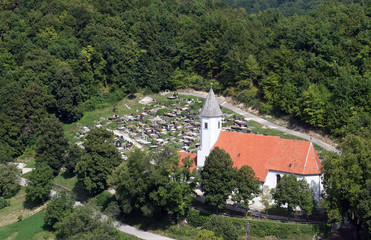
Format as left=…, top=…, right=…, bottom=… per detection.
left=179, top=91, right=340, bottom=153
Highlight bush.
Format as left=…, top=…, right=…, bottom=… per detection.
left=94, top=191, right=115, bottom=210
left=227, top=217, right=329, bottom=239
left=203, top=215, right=238, bottom=240
left=186, top=208, right=211, bottom=227
left=156, top=108, right=170, bottom=116
left=195, top=229, right=222, bottom=240
left=0, top=197, right=9, bottom=209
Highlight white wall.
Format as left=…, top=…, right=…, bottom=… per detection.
left=197, top=116, right=222, bottom=167
left=250, top=171, right=323, bottom=207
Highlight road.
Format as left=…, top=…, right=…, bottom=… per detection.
left=116, top=222, right=175, bottom=240
left=179, top=91, right=340, bottom=153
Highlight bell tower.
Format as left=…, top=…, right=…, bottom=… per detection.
left=197, top=85, right=223, bottom=168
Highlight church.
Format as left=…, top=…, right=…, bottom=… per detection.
left=179, top=87, right=323, bottom=206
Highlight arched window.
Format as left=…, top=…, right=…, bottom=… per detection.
left=204, top=122, right=208, bottom=129
left=276, top=174, right=281, bottom=184
left=218, top=121, right=221, bottom=129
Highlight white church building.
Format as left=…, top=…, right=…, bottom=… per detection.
left=179, top=87, right=323, bottom=206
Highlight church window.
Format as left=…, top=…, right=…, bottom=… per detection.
left=218, top=121, right=221, bottom=129
left=204, top=122, right=208, bottom=129
left=276, top=174, right=281, bottom=184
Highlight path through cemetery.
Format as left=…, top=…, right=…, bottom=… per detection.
left=179, top=91, right=340, bottom=153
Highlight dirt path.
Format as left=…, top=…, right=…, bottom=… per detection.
left=179, top=91, right=340, bottom=153
left=115, top=222, right=175, bottom=240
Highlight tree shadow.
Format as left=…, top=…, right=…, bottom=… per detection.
left=23, top=198, right=43, bottom=209
left=72, top=181, right=90, bottom=202
left=61, top=170, right=75, bottom=179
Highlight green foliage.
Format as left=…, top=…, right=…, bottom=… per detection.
left=52, top=66, right=83, bottom=123
left=195, top=229, right=222, bottom=240
left=35, top=115, right=68, bottom=175
left=25, top=162, right=54, bottom=204
left=233, top=165, right=260, bottom=208
left=55, top=203, right=119, bottom=240
left=44, top=191, right=75, bottom=229
left=201, top=147, right=237, bottom=209
left=322, top=132, right=371, bottom=235
left=75, top=128, right=122, bottom=195
left=0, top=197, right=10, bottom=209
left=203, top=215, right=238, bottom=240
left=64, top=143, right=83, bottom=172
left=108, top=146, right=196, bottom=220
left=228, top=217, right=329, bottom=239
left=0, top=163, right=20, bottom=198
left=186, top=208, right=211, bottom=227
left=272, top=174, right=315, bottom=215
left=156, top=108, right=170, bottom=116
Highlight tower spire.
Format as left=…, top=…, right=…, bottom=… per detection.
left=200, top=86, right=222, bottom=118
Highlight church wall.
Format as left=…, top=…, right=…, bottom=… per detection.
left=250, top=171, right=323, bottom=207
left=198, top=116, right=222, bottom=167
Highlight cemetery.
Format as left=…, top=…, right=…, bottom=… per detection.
left=73, top=94, right=254, bottom=158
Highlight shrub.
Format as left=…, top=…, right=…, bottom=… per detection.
left=203, top=215, right=238, bottom=240
left=94, top=191, right=115, bottom=210
left=227, top=217, right=329, bottom=239
left=186, top=208, right=211, bottom=227
left=0, top=197, right=9, bottom=209
left=156, top=108, right=170, bottom=116
left=195, top=229, right=222, bottom=240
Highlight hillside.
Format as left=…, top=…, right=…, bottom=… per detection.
left=0, top=0, right=370, bottom=162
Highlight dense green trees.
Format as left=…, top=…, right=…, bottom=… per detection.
left=35, top=115, right=68, bottom=175
left=0, top=164, right=20, bottom=198
left=44, top=191, right=75, bottom=229
left=75, top=128, right=121, bottom=195
left=0, top=0, right=370, bottom=161
left=322, top=132, right=371, bottom=235
left=55, top=203, right=119, bottom=240
left=201, top=147, right=260, bottom=209
left=109, top=146, right=196, bottom=220
left=272, top=174, right=315, bottom=215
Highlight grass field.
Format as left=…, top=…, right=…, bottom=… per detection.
left=0, top=188, right=47, bottom=228
left=53, top=170, right=78, bottom=191
left=0, top=210, right=52, bottom=240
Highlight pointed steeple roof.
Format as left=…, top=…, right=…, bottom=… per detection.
left=200, top=87, right=223, bottom=117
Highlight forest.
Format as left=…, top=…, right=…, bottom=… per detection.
left=0, top=0, right=370, bottom=162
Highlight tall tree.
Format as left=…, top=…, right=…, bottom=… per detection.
left=25, top=162, right=54, bottom=204
left=52, top=66, right=83, bottom=123
left=44, top=191, right=75, bottom=230
left=272, top=174, right=315, bottom=215
left=55, top=203, right=119, bottom=240
left=109, top=146, right=196, bottom=219
left=75, top=128, right=121, bottom=195
left=322, top=133, right=371, bottom=236
left=233, top=165, right=260, bottom=208
left=200, top=147, right=237, bottom=209
left=35, top=115, right=68, bottom=175
left=0, top=163, right=20, bottom=198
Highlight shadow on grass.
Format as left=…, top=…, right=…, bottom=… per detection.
left=23, top=198, right=43, bottom=210
left=118, top=211, right=172, bottom=232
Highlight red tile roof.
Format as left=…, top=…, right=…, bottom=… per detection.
left=178, top=152, right=197, bottom=172
left=213, top=131, right=322, bottom=182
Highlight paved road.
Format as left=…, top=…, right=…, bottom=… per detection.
left=116, top=222, right=175, bottom=240
left=179, top=91, right=340, bottom=153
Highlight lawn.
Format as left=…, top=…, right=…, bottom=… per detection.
left=53, top=170, right=78, bottom=191
left=0, top=210, right=52, bottom=240
left=0, top=188, right=47, bottom=228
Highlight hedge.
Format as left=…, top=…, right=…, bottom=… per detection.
left=186, top=209, right=329, bottom=239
